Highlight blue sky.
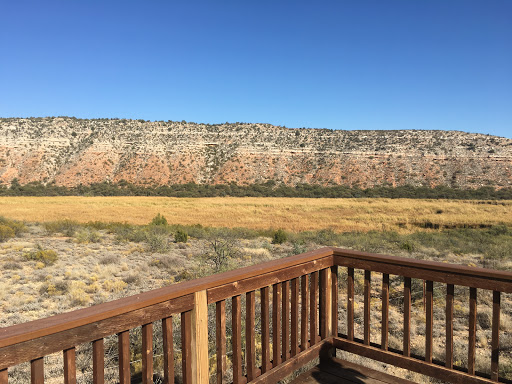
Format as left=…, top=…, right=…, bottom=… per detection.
left=1, top=0, right=511, bottom=138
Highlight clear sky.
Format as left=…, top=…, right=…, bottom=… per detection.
left=1, top=0, right=511, bottom=138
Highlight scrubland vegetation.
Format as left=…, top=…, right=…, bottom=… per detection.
left=1, top=200, right=511, bottom=383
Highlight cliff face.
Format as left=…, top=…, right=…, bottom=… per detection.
left=0, top=117, right=511, bottom=189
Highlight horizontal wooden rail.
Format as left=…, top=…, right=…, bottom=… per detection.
left=0, top=246, right=511, bottom=384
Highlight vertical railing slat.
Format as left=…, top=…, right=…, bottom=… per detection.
left=381, top=273, right=389, bottom=351
left=216, top=301, right=226, bottom=384
left=142, top=323, right=153, bottom=384
left=403, top=277, right=411, bottom=357
left=291, top=278, right=299, bottom=357
left=272, top=283, right=282, bottom=367
left=491, top=291, right=501, bottom=382
left=181, top=311, right=192, bottom=384
left=310, top=271, right=319, bottom=346
left=31, top=357, right=44, bottom=384
left=261, top=286, right=271, bottom=373
left=347, top=267, right=354, bottom=341
left=282, top=280, right=290, bottom=362
left=162, top=317, right=174, bottom=384
left=0, top=369, right=6, bottom=384
left=63, top=347, right=76, bottom=384
left=425, top=281, right=433, bottom=363
left=232, top=295, right=243, bottom=384
left=446, top=284, right=454, bottom=369
left=331, top=266, right=339, bottom=338
left=118, top=331, right=130, bottom=384
left=364, top=270, right=371, bottom=345
left=300, top=274, right=309, bottom=351
left=246, top=291, right=256, bottom=381
left=468, top=287, right=477, bottom=375
left=93, top=339, right=105, bottom=384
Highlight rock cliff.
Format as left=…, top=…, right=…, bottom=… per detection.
left=0, top=117, right=511, bottom=188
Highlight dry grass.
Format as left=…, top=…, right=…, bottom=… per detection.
left=0, top=196, right=511, bottom=232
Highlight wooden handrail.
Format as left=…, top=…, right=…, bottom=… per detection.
left=1, top=246, right=511, bottom=384
left=0, top=247, right=334, bottom=349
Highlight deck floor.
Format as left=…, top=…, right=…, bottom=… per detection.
left=291, top=358, right=416, bottom=384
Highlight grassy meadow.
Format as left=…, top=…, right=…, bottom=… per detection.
left=0, top=196, right=511, bottom=232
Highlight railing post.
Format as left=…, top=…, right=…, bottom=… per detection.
left=191, top=290, right=209, bottom=384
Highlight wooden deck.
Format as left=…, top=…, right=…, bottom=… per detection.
left=292, top=358, right=415, bottom=384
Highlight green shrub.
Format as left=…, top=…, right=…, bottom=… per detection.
left=0, top=225, right=15, bottom=242
left=145, top=232, right=170, bottom=253
left=150, top=213, right=168, bottom=226
left=24, top=247, right=58, bottom=265
left=272, top=229, right=287, bottom=244
left=43, top=219, right=79, bottom=236
left=75, top=229, right=101, bottom=243
left=174, top=229, right=188, bottom=243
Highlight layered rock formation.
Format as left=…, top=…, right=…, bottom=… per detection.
left=0, top=117, right=511, bottom=188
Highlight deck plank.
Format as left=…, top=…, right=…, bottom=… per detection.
left=291, top=357, right=415, bottom=384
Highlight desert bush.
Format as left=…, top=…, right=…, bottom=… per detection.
left=150, top=213, right=168, bottom=226
left=99, top=255, right=117, bottom=265
left=202, top=229, right=242, bottom=272
left=43, top=219, right=79, bottom=236
left=145, top=232, right=170, bottom=253
left=114, top=226, right=146, bottom=243
left=272, top=229, right=287, bottom=244
left=75, top=229, right=101, bottom=244
left=0, top=224, right=15, bottom=242
left=23, top=247, right=58, bottom=265
left=174, top=229, right=188, bottom=243
left=40, top=280, right=69, bottom=296
left=3, top=260, right=22, bottom=270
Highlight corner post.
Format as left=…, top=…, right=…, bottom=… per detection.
left=191, top=290, right=209, bottom=384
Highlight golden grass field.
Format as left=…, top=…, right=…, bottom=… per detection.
left=1, top=196, right=511, bottom=232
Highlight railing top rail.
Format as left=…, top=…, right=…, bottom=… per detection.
left=333, top=247, right=512, bottom=281
left=0, top=247, right=334, bottom=349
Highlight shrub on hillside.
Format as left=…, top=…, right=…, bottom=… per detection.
left=174, top=229, right=188, bottom=243
left=0, top=224, right=15, bottom=242
left=43, top=219, right=79, bottom=236
left=272, top=229, right=287, bottom=244
left=150, top=213, right=168, bottom=226
left=24, top=247, right=58, bottom=266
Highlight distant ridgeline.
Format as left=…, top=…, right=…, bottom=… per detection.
left=1, top=181, right=512, bottom=199
left=1, top=117, right=512, bottom=190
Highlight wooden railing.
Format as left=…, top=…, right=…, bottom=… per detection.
left=0, top=247, right=511, bottom=383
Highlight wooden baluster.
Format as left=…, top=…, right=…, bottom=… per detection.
left=31, top=357, right=44, bottom=384
left=261, top=286, right=271, bottom=373
left=310, top=271, right=319, bottom=345
left=446, top=284, right=454, bottom=369
left=282, top=280, right=290, bottom=362
left=300, top=274, right=309, bottom=351
left=92, top=339, right=105, bottom=384
left=181, top=311, right=192, bottom=384
left=320, top=268, right=332, bottom=341
left=425, top=281, right=433, bottom=363
left=364, top=270, right=371, bottom=345
left=142, top=323, right=153, bottom=384
left=232, top=295, right=243, bottom=384
left=347, top=268, right=354, bottom=341
left=272, top=283, right=282, bottom=367
left=381, top=273, right=389, bottom=351
left=246, top=291, right=256, bottom=381
left=216, top=301, right=226, bottom=383
left=291, top=278, right=299, bottom=357
left=491, top=291, right=501, bottom=382
left=332, top=266, right=339, bottom=338
left=0, top=369, right=6, bottom=384
left=403, top=277, right=411, bottom=357
left=63, top=347, right=76, bottom=384
left=118, top=331, right=130, bottom=384
left=468, top=287, right=477, bottom=375
left=162, top=317, right=174, bottom=384
left=191, top=291, right=208, bottom=384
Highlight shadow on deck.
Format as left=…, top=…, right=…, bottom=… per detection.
left=292, top=358, right=414, bottom=384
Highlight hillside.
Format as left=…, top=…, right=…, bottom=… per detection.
left=0, top=117, right=511, bottom=189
